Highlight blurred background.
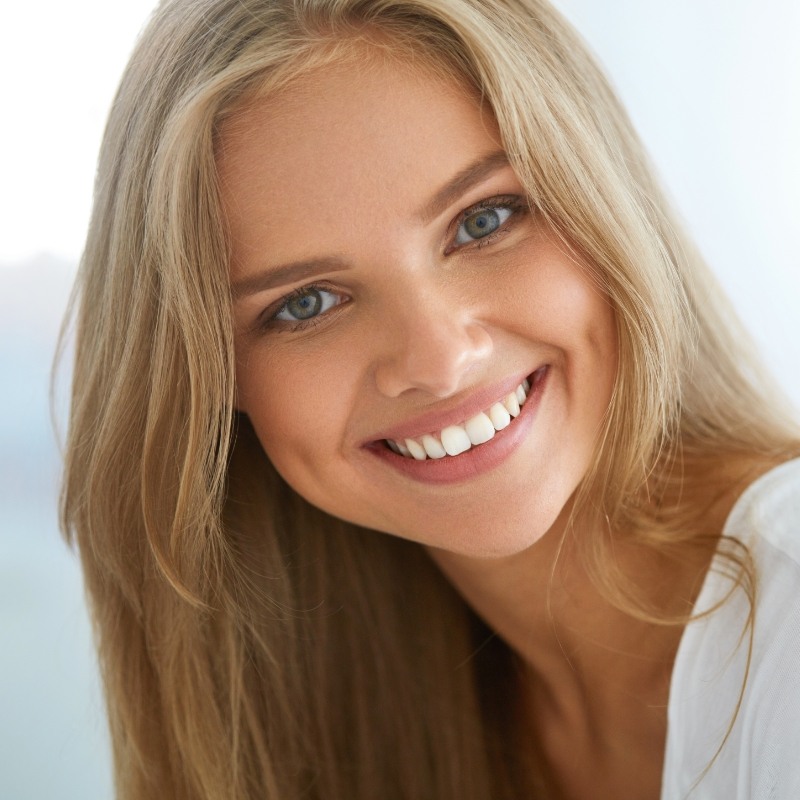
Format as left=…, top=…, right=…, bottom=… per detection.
left=1, top=1, right=798, bottom=797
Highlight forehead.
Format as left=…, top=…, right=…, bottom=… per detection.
left=215, top=50, right=503, bottom=258
left=218, top=39, right=483, bottom=152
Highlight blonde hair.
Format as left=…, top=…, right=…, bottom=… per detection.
left=60, top=0, right=799, bottom=797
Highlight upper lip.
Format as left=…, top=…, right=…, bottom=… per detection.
left=365, top=369, right=537, bottom=444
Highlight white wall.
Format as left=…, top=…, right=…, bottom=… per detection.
left=553, top=0, right=800, bottom=406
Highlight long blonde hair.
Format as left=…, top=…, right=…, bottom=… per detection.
left=60, top=0, right=799, bottom=797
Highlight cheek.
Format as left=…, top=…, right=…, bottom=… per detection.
left=556, top=279, right=617, bottom=408
left=235, top=341, right=356, bottom=482
left=514, top=256, right=617, bottom=427
left=505, top=251, right=616, bottom=362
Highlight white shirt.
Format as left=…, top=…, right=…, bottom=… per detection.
left=662, top=458, right=800, bottom=799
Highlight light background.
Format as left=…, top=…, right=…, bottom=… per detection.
left=1, top=2, right=798, bottom=798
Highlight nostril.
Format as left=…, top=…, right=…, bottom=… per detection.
left=373, top=323, right=493, bottom=399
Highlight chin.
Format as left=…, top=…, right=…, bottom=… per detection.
left=408, top=507, right=562, bottom=561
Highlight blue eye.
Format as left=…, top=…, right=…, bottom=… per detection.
left=454, top=205, right=514, bottom=245
left=274, top=287, right=342, bottom=323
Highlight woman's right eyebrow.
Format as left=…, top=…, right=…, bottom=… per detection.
left=230, top=256, right=349, bottom=299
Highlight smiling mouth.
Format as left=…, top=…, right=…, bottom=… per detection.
left=384, top=367, right=546, bottom=460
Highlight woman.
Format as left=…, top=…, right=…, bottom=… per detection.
left=60, top=0, right=800, bottom=797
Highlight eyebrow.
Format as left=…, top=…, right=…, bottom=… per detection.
left=417, top=149, right=511, bottom=223
left=231, top=256, right=349, bottom=299
left=231, top=149, right=512, bottom=299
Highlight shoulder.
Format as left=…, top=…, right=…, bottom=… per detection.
left=726, top=457, right=800, bottom=657
left=726, top=456, right=800, bottom=565
left=662, top=458, right=800, bottom=800
left=730, top=459, right=800, bottom=799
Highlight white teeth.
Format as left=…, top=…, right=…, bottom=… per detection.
left=503, top=391, right=521, bottom=417
left=440, top=425, right=472, bottom=456
left=465, top=412, right=495, bottom=445
left=386, top=377, right=536, bottom=460
left=421, top=434, right=447, bottom=459
left=488, top=402, right=511, bottom=431
left=405, top=438, right=427, bottom=460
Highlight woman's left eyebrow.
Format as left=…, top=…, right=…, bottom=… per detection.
left=416, top=150, right=510, bottom=224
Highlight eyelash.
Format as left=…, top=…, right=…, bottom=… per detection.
left=258, top=193, right=527, bottom=334
left=446, top=194, right=527, bottom=255
left=257, top=283, right=348, bottom=334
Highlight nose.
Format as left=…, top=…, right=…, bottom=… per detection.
left=373, top=289, right=493, bottom=398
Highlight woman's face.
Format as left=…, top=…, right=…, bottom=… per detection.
left=219, top=50, right=617, bottom=558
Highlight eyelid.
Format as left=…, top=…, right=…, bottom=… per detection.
left=446, top=193, right=528, bottom=254
left=255, top=282, right=349, bottom=334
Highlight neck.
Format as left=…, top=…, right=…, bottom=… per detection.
left=427, top=503, right=707, bottom=702
left=426, top=451, right=770, bottom=699
left=426, top=504, right=711, bottom=799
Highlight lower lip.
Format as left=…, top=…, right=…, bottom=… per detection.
left=366, top=367, right=549, bottom=485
